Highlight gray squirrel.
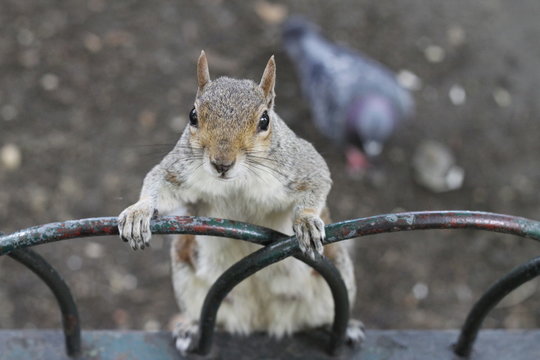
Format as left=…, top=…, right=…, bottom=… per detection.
left=118, top=51, right=363, bottom=353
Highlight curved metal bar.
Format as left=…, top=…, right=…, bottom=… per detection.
left=323, top=211, right=540, bottom=244
left=0, top=216, right=284, bottom=256
left=1, top=211, right=539, bottom=255
left=298, top=252, right=350, bottom=355
left=194, top=245, right=350, bottom=355
left=8, top=248, right=81, bottom=357
left=1, top=211, right=540, bottom=357
left=454, top=256, right=540, bottom=358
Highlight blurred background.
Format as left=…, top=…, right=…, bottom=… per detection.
left=1, top=0, right=539, bottom=334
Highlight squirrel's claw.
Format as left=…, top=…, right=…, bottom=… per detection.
left=118, top=200, right=154, bottom=250
left=293, top=214, right=325, bottom=258
left=173, top=319, right=199, bottom=355
left=346, top=319, right=366, bottom=346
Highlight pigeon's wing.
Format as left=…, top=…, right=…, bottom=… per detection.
left=300, top=61, right=347, bottom=142
left=343, top=51, right=414, bottom=118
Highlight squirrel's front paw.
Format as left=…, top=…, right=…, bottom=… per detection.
left=293, top=213, right=325, bottom=258
left=118, top=200, right=154, bottom=250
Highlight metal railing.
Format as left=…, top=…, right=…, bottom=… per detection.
left=1, top=211, right=540, bottom=358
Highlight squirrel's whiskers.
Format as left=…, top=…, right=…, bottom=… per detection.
left=117, top=50, right=363, bottom=354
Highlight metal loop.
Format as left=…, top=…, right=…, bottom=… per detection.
left=1, top=212, right=539, bottom=256
left=7, top=248, right=81, bottom=357
left=1, top=211, right=540, bottom=357
left=194, top=240, right=350, bottom=355
left=454, top=256, right=540, bottom=358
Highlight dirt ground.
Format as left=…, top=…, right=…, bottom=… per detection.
left=1, top=0, right=540, bottom=338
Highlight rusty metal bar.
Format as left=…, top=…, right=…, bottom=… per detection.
left=1, top=211, right=540, bottom=356
left=454, top=256, right=540, bottom=358
left=0, top=216, right=283, bottom=256
left=195, top=246, right=350, bottom=356
left=323, top=211, right=540, bottom=244
left=7, top=248, right=81, bottom=357
left=1, top=212, right=539, bottom=256
left=299, top=252, right=350, bottom=355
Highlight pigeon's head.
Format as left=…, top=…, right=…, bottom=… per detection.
left=282, top=16, right=320, bottom=56
left=347, top=95, right=397, bottom=158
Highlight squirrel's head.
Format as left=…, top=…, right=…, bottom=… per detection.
left=186, top=51, right=277, bottom=180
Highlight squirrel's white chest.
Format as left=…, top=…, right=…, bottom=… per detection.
left=181, top=165, right=294, bottom=231
left=169, top=156, right=334, bottom=336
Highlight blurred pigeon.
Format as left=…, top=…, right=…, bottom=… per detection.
left=282, top=17, right=414, bottom=173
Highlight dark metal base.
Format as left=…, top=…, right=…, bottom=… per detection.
left=1, top=329, right=540, bottom=360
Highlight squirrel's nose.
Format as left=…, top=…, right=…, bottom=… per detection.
left=212, top=160, right=235, bottom=175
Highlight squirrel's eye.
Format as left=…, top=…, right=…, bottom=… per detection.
left=189, top=107, right=198, bottom=127
left=258, top=110, right=270, bottom=132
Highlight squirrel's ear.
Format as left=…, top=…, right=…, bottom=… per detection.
left=259, top=55, right=276, bottom=106
left=197, top=50, right=211, bottom=93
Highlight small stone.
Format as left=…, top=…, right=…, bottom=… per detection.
left=110, top=271, right=138, bottom=293
left=1, top=105, right=18, bottom=121
left=143, top=319, right=161, bottom=331
left=446, top=166, right=465, bottom=191
left=17, top=28, right=35, bottom=46
left=424, top=45, right=445, bottom=63
left=254, top=1, right=288, bottom=25
left=493, top=87, right=512, bottom=107
left=84, top=33, right=103, bottom=53
left=447, top=25, right=466, bottom=46
left=41, top=73, right=60, bottom=91
left=449, top=84, right=466, bottom=105
left=1, top=144, right=22, bottom=170
left=84, top=242, right=105, bottom=258
left=67, top=255, right=83, bottom=271
left=413, top=140, right=465, bottom=192
left=396, top=70, right=422, bottom=91
left=412, top=282, right=429, bottom=300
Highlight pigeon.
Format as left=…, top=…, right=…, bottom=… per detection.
left=282, top=17, right=414, bottom=173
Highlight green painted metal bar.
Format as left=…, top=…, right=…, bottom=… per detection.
left=454, top=256, right=540, bottom=358
left=194, top=247, right=350, bottom=356
left=8, top=249, right=81, bottom=357
left=2, top=211, right=539, bottom=256
left=0, top=216, right=284, bottom=256
left=2, top=211, right=540, bottom=357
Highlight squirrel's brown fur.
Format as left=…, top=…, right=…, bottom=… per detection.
left=118, top=51, right=363, bottom=353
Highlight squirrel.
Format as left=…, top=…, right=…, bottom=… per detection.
left=118, top=51, right=364, bottom=353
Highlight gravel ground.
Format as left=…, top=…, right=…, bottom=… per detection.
left=1, top=0, right=539, bottom=335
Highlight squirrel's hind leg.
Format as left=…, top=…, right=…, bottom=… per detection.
left=345, top=318, right=366, bottom=346
left=173, top=316, right=199, bottom=354
left=170, top=234, right=201, bottom=354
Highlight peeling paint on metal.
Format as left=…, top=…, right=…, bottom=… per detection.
left=404, top=214, right=415, bottom=225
